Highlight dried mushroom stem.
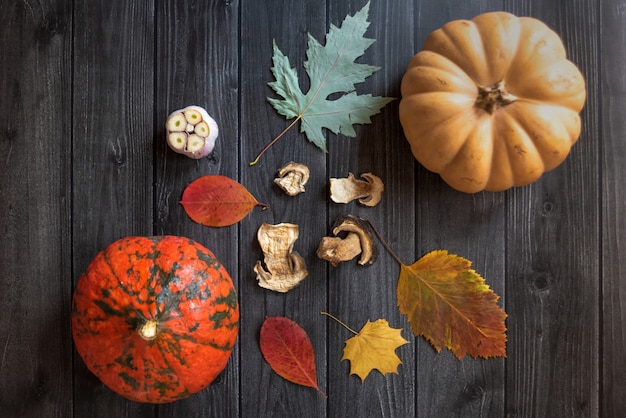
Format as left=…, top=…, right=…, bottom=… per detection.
left=166, top=105, right=219, bottom=159
left=317, top=214, right=377, bottom=266
left=274, top=162, right=310, bottom=196
left=254, top=222, right=308, bottom=293
left=317, top=233, right=362, bottom=267
left=329, top=172, right=384, bottom=206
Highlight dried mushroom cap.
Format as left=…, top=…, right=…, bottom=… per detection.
left=329, top=172, right=384, bottom=206
left=254, top=222, right=308, bottom=292
left=274, top=162, right=310, bottom=196
left=317, top=214, right=377, bottom=266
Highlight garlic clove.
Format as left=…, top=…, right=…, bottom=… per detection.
left=194, top=121, right=211, bottom=137
left=185, top=134, right=206, bottom=153
left=166, top=113, right=187, bottom=132
left=168, top=132, right=187, bottom=151
left=184, top=108, right=203, bottom=125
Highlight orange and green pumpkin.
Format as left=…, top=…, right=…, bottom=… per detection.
left=71, top=235, right=239, bottom=403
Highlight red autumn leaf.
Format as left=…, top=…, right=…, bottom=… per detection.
left=259, top=316, right=326, bottom=397
left=180, top=175, right=266, bottom=227
left=397, top=250, right=507, bottom=359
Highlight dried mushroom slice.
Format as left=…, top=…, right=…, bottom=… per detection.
left=316, top=233, right=362, bottom=267
left=317, top=214, right=377, bottom=266
left=254, top=222, right=308, bottom=292
left=274, top=162, right=310, bottom=196
left=329, top=172, right=384, bottom=206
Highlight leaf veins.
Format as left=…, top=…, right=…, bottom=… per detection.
left=180, top=176, right=267, bottom=227
left=259, top=316, right=326, bottom=397
left=396, top=250, right=507, bottom=359
left=322, top=312, right=408, bottom=382
left=251, top=1, right=394, bottom=165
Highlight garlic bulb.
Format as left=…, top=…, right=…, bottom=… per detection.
left=166, top=105, right=219, bottom=159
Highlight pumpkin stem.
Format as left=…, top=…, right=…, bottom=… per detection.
left=139, top=319, right=159, bottom=340
left=476, top=81, right=516, bottom=114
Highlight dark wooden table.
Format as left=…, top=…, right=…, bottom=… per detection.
left=1, top=0, right=624, bottom=417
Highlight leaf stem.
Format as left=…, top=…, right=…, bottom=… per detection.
left=320, top=312, right=358, bottom=335
left=363, top=218, right=405, bottom=266
left=249, top=115, right=302, bottom=166
left=256, top=201, right=270, bottom=210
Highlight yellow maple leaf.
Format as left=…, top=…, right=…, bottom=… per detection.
left=323, top=313, right=409, bottom=382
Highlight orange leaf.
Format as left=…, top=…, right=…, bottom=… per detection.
left=180, top=175, right=265, bottom=227
left=397, top=250, right=507, bottom=359
left=259, top=316, right=326, bottom=397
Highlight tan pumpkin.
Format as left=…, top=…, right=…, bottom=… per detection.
left=399, top=12, right=586, bottom=193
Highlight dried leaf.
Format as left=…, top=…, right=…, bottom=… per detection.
left=397, top=250, right=507, bottom=359
left=251, top=1, right=394, bottom=164
left=339, top=318, right=409, bottom=382
left=180, top=175, right=266, bottom=227
left=259, top=316, right=326, bottom=397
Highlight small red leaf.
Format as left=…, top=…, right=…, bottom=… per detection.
left=180, top=175, right=265, bottom=227
left=260, top=316, right=326, bottom=397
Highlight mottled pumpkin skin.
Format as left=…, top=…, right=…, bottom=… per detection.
left=399, top=12, right=586, bottom=193
left=71, top=236, right=239, bottom=403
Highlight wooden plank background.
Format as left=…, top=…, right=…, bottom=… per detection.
left=0, top=0, right=623, bottom=417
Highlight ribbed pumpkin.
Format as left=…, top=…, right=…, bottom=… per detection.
left=399, top=12, right=586, bottom=193
left=71, top=236, right=239, bottom=403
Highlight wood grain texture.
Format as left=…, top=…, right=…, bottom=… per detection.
left=0, top=1, right=73, bottom=416
left=0, top=0, right=621, bottom=417
left=239, top=1, right=329, bottom=417
left=325, top=1, right=417, bottom=417
left=600, top=0, right=626, bottom=416
left=154, top=1, right=241, bottom=417
left=71, top=0, right=156, bottom=416
left=411, top=3, right=508, bottom=418
left=504, top=0, right=600, bottom=416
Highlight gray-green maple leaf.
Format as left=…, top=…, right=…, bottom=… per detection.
left=251, top=1, right=394, bottom=165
